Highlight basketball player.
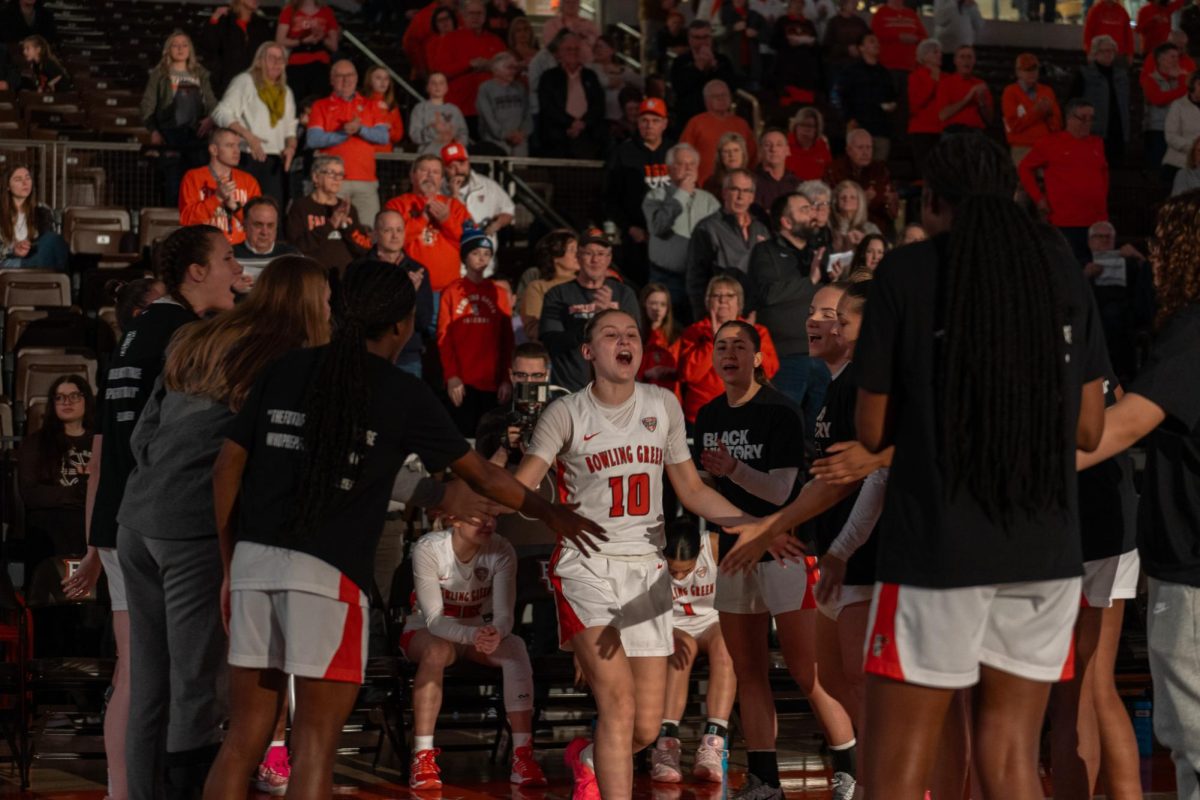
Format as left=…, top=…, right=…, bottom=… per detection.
left=515, top=308, right=760, bottom=800
left=401, top=516, right=545, bottom=789
left=652, top=519, right=736, bottom=784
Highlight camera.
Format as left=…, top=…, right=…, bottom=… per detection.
left=505, top=381, right=553, bottom=457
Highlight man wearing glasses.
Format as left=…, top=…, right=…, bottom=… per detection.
left=684, top=167, right=770, bottom=320
left=1018, top=97, right=1110, bottom=262
left=284, top=155, right=373, bottom=272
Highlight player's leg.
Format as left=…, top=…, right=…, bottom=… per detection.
left=285, top=676, right=360, bottom=800
left=254, top=694, right=293, bottom=795
left=201, top=667, right=288, bottom=800
left=972, top=667, right=1054, bottom=799
left=1092, top=600, right=1142, bottom=799
left=1049, top=604, right=1103, bottom=798
left=630, top=654, right=670, bottom=752
left=775, top=608, right=856, bottom=747
left=572, top=625, right=639, bottom=800
left=864, top=676, right=957, bottom=799
left=720, top=610, right=780, bottom=796
left=653, top=628, right=698, bottom=783
left=467, top=634, right=546, bottom=786
left=692, top=622, right=736, bottom=783
left=404, top=629, right=458, bottom=788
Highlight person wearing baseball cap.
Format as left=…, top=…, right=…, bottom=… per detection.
left=437, top=224, right=515, bottom=434
left=604, top=94, right=674, bottom=286
left=441, top=141, right=515, bottom=278
left=1001, top=52, right=1062, bottom=165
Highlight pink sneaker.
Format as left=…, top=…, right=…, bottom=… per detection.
left=692, top=734, right=725, bottom=783
left=650, top=736, right=683, bottom=782
left=253, top=744, right=290, bottom=796
left=565, top=737, right=600, bottom=800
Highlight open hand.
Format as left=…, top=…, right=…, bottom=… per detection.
left=700, top=441, right=737, bottom=478
left=809, top=440, right=880, bottom=485
left=546, top=502, right=608, bottom=555
left=813, top=553, right=846, bottom=607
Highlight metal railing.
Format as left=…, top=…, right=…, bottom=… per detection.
left=341, top=29, right=424, bottom=104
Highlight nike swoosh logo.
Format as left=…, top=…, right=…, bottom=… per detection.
left=583, top=432, right=601, bottom=441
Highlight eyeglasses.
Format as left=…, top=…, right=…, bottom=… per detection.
left=727, top=186, right=754, bottom=195
left=320, top=170, right=346, bottom=179
left=512, top=371, right=548, bottom=381
left=54, top=392, right=84, bottom=404
left=811, top=201, right=830, bottom=209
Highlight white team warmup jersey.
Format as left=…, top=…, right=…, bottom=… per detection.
left=403, top=529, right=516, bottom=644
left=528, top=382, right=691, bottom=559
left=672, top=533, right=719, bottom=637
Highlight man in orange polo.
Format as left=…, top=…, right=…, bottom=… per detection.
left=384, top=153, right=471, bottom=294
left=679, top=79, right=757, bottom=186
left=179, top=127, right=262, bottom=245
left=306, top=60, right=390, bottom=225
left=1002, top=53, right=1062, bottom=165
left=426, top=0, right=506, bottom=123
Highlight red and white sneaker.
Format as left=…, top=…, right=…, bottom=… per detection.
left=692, top=734, right=725, bottom=783
left=409, top=748, right=443, bottom=790
left=253, top=744, right=290, bottom=796
left=650, top=736, right=683, bottom=782
left=565, top=736, right=600, bottom=800
left=511, top=744, right=547, bottom=786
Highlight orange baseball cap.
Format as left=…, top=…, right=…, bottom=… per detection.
left=1016, top=53, right=1039, bottom=71
left=440, top=141, right=469, bottom=163
left=639, top=97, right=668, bottom=118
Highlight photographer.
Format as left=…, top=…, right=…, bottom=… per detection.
left=473, top=342, right=560, bottom=655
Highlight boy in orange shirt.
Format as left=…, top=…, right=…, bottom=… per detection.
left=438, top=227, right=515, bottom=434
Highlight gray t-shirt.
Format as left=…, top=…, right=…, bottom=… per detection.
left=538, top=278, right=641, bottom=392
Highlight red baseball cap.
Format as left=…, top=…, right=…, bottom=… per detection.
left=440, top=141, right=469, bottom=163
left=639, top=97, right=668, bottom=118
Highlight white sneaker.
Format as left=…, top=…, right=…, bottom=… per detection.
left=692, top=733, right=725, bottom=783
left=831, top=771, right=857, bottom=800
left=650, top=736, right=683, bottom=783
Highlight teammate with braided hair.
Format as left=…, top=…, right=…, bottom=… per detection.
left=851, top=132, right=1106, bottom=798
left=202, top=260, right=604, bottom=800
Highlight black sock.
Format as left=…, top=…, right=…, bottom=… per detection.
left=704, top=720, right=729, bottom=740
left=831, top=742, right=857, bottom=776
left=747, top=750, right=780, bottom=788
left=659, top=721, right=680, bottom=739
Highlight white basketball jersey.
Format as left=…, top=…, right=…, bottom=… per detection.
left=672, top=533, right=718, bottom=621
left=404, top=529, right=514, bottom=633
left=553, top=383, right=676, bottom=558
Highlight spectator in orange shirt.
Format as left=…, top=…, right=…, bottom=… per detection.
left=1141, top=42, right=1189, bottom=171
left=871, top=0, right=926, bottom=72
left=1141, top=29, right=1197, bottom=74
left=908, top=38, right=944, bottom=169
left=786, top=107, right=833, bottom=181
left=680, top=79, right=758, bottom=186
left=426, top=0, right=507, bottom=129
left=403, top=0, right=462, bottom=78
left=384, top=154, right=471, bottom=294
left=1137, top=0, right=1184, bottom=54
left=677, top=274, right=779, bottom=423
left=1002, top=52, right=1062, bottom=164
left=179, top=127, right=262, bottom=244
left=1083, top=0, right=1134, bottom=57
left=362, top=65, right=406, bottom=153
left=936, top=45, right=993, bottom=132
left=275, top=0, right=339, bottom=109
left=438, top=227, right=514, bottom=434
left=307, top=60, right=392, bottom=226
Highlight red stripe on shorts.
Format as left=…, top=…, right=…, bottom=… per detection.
left=323, top=575, right=365, bottom=683
left=802, top=556, right=819, bottom=610
left=1059, top=630, right=1076, bottom=682
left=549, top=543, right=586, bottom=647
left=863, top=583, right=906, bottom=682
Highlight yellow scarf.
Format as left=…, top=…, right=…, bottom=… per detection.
left=258, top=80, right=285, bottom=127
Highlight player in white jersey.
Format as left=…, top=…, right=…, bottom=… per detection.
left=651, top=519, right=737, bottom=784
left=517, top=308, right=759, bottom=800
left=400, top=519, right=545, bottom=790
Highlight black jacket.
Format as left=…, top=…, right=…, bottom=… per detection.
left=536, top=66, right=607, bottom=159
left=196, top=11, right=275, bottom=95
left=604, top=136, right=673, bottom=232
left=836, top=60, right=896, bottom=137
left=669, top=52, right=738, bottom=126
left=363, top=249, right=435, bottom=363
left=746, top=233, right=819, bottom=357
left=0, top=0, right=57, bottom=43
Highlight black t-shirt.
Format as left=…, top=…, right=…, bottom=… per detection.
left=1078, top=371, right=1138, bottom=562
left=809, top=361, right=879, bottom=586
left=854, top=231, right=1108, bottom=588
left=227, top=346, right=471, bottom=595
left=90, top=300, right=198, bottom=548
left=1129, top=303, right=1200, bottom=587
left=693, top=385, right=806, bottom=562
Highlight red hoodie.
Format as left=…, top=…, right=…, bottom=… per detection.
left=1018, top=131, right=1109, bottom=228
left=437, top=275, right=514, bottom=392
left=678, top=317, right=780, bottom=422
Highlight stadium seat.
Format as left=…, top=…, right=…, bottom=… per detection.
left=3, top=309, right=49, bottom=355
left=62, top=207, right=129, bottom=242
left=138, top=208, right=180, bottom=252
left=69, top=228, right=134, bottom=258
left=14, top=352, right=97, bottom=411
left=0, top=273, right=71, bottom=309
left=23, top=400, right=46, bottom=438
left=0, top=398, right=11, bottom=450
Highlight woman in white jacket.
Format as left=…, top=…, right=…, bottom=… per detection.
left=1162, top=72, right=1200, bottom=185
left=213, top=41, right=298, bottom=205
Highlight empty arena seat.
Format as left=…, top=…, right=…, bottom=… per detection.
left=3, top=309, right=49, bottom=354
left=0, top=273, right=71, bottom=309
left=14, top=352, right=97, bottom=411
left=23, top=399, right=46, bottom=437
left=138, top=208, right=180, bottom=251
left=70, top=228, right=133, bottom=258
left=62, top=207, right=129, bottom=241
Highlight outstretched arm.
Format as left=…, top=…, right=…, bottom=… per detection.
left=1076, top=393, right=1164, bottom=471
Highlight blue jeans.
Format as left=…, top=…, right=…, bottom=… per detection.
left=1, top=232, right=68, bottom=269
left=773, top=353, right=830, bottom=437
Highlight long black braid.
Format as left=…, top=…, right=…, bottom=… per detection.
left=924, top=134, right=1068, bottom=522
left=292, top=260, right=417, bottom=538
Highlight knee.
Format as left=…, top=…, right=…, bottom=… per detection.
left=706, top=641, right=734, bottom=673
left=595, top=688, right=637, bottom=726
left=633, top=719, right=660, bottom=751
left=788, top=662, right=817, bottom=694
left=420, top=639, right=457, bottom=669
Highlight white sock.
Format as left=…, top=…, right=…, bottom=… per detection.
left=513, top=732, right=532, bottom=749
left=830, top=738, right=857, bottom=751
left=580, top=742, right=595, bottom=770
left=268, top=740, right=286, bottom=750
left=414, top=735, right=434, bottom=753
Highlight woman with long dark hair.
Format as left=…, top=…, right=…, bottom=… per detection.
left=0, top=164, right=67, bottom=269
left=17, top=375, right=95, bottom=575
left=518, top=229, right=579, bottom=341
left=202, top=261, right=601, bottom=799
left=1072, top=189, right=1200, bottom=800
left=66, top=224, right=244, bottom=800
